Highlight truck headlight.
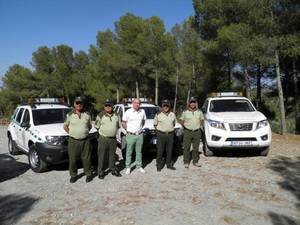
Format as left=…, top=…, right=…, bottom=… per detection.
left=208, top=120, right=226, bottom=130
left=256, top=120, right=269, bottom=129
left=46, top=136, right=67, bottom=145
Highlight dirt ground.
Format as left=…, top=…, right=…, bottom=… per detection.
left=0, top=126, right=299, bottom=225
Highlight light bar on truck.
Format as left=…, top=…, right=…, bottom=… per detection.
left=209, top=92, right=243, bottom=97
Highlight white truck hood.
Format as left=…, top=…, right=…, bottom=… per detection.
left=207, top=111, right=266, bottom=123
left=33, top=123, right=97, bottom=137
left=32, top=123, right=67, bottom=137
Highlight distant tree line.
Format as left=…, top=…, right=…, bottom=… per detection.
left=0, top=0, right=299, bottom=134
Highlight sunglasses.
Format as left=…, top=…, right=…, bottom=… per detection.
left=190, top=101, right=196, bottom=103
left=162, top=104, right=170, bottom=107
left=105, top=104, right=112, bottom=107
left=75, top=101, right=82, bottom=105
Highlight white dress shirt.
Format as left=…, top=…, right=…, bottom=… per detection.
left=123, top=108, right=146, bottom=134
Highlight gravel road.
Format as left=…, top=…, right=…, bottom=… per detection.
left=0, top=125, right=299, bottom=225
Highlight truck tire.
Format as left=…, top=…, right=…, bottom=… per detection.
left=28, top=145, right=48, bottom=173
left=8, top=136, right=19, bottom=155
left=260, top=147, right=269, bottom=156
left=204, top=140, right=214, bottom=156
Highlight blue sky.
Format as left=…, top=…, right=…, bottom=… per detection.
left=0, top=0, right=194, bottom=83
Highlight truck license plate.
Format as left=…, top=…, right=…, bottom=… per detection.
left=230, top=141, right=253, bottom=146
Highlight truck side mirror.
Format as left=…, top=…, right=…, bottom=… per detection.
left=21, top=122, right=30, bottom=128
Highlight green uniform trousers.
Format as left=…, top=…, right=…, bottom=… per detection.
left=125, top=134, right=143, bottom=169
left=67, top=137, right=92, bottom=177
left=97, top=135, right=117, bottom=173
left=156, top=131, right=174, bottom=169
left=183, top=129, right=201, bottom=164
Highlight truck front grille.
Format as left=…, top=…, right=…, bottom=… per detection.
left=229, top=123, right=253, bottom=131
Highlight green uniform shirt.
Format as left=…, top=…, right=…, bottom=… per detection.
left=154, top=111, right=177, bottom=132
left=64, top=111, right=92, bottom=139
left=95, top=112, right=120, bottom=137
left=179, top=109, right=204, bottom=130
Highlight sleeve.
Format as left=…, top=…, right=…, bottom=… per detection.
left=122, top=110, right=129, bottom=122
left=143, top=110, right=147, bottom=120
left=179, top=111, right=185, bottom=121
left=153, top=114, right=158, bottom=126
left=200, top=111, right=204, bottom=121
left=173, top=113, right=177, bottom=126
left=64, top=113, right=71, bottom=126
left=88, top=114, right=92, bottom=130
left=95, top=115, right=101, bottom=129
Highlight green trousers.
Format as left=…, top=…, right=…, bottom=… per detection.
left=156, top=132, right=174, bottom=169
left=125, top=134, right=143, bottom=168
left=183, top=129, right=201, bottom=164
left=97, top=135, right=117, bottom=173
left=68, top=137, right=91, bottom=177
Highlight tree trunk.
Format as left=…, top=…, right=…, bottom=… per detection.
left=155, top=69, right=158, bottom=105
left=173, top=65, right=179, bottom=112
left=227, top=55, right=232, bottom=89
left=186, top=79, right=192, bottom=106
left=192, top=63, right=196, bottom=95
left=244, top=67, right=250, bottom=99
left=135, top=80, right=139, bottom=98
left=256, top=64, right=262, bottom=109
left=275, top=50, right=286, bottom=134
left=293, top=60, right=300, bottom=134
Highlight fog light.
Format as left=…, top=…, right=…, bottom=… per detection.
left=211, top=135, right=221, bottom=141
left=261, top=135, right=268, bottom=141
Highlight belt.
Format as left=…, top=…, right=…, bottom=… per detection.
left=127, top=131, right=142, bottom=135
left=157, top=130, right=174, bottom=134
left=69, top=136, right=88, bottom=141
left=184, top=128, right=200, bottom=132
left=100, top=135, right=116, bottom=139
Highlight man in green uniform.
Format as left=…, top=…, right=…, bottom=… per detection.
left=95, top=99, right=121, bottom=179
left=154, top=99, right=177, bottom=172
left=64, top=97, right=93, bottom=183
left=179, top=97, right=204, bottom=168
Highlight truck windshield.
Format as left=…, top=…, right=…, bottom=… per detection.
left=125, top=107, right=159, bottom=119
left=32, top=108, right=71, bottom=125
left=210, top=99, right=255, bottom=112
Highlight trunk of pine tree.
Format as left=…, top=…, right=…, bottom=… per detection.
left=186, top=79, right=192, bottom=106
left=293, top=60, right=300, bottom=134
left=244, top=67, right=250, bottom=99
left=173, top=65, right=179, bottom=112
left=275, top=50, right=286, bottom=134
left=256, top=64, right=262, bottom=109
left=135, top=80, right=140, bottom=99
left=155, top=69, right=158, bottom=105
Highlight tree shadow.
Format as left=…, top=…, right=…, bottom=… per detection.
left=0, top=154, right=29, bottom=183
left=0, top=194, right=40, bottom=225
left=268, top=212, right=300, bottom=225
left=267, top=156, right=300, bottom=225
left=267, top=156, right=300, bottom=207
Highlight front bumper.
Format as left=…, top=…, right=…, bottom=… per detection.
left=205, top=124, right=272, bottom=149
left=35, top=143, right=68, bottom=164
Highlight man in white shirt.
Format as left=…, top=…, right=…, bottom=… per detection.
left=122, top=98, right=146, bottom=174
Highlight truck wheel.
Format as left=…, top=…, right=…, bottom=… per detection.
left=28, top=145, right=48, bottom=172
left=204, top=140, right=214, bottom=156
left=260, top=147, right=269, bottom=156
left=8, top=136, right=19, bottom=155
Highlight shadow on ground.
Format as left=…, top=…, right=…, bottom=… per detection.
left=0, top=154, right=29, bottom=183
left=0, top=194, right=40, bottom=225
left=267, top=156, right=300, bottom=225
